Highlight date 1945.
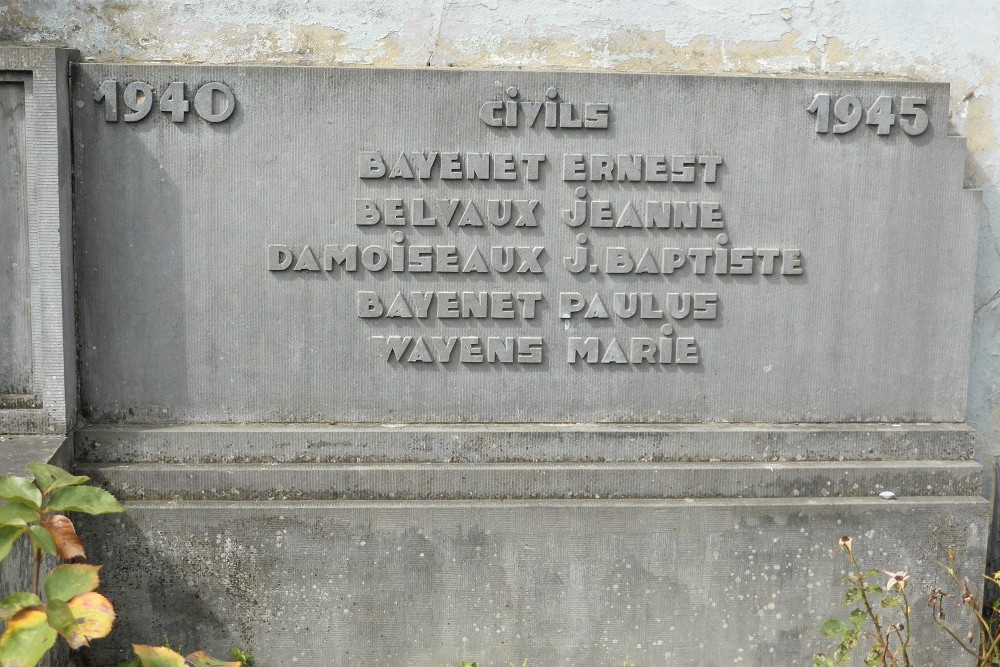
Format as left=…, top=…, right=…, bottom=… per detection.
left=807, top=93, right=927, bottom=136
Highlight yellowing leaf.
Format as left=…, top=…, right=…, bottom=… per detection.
left=46, top=486, right=124, bottom=516
left=0, top=608, right=57, bottom=667
left=133, top=644, right=186, bottom=667
left=0, top=594, right=41, bottom=622
left=44, top=564, right=101, bottom=603
left=43, top=599, right=81, bottom=647
left=40, top=515, right=85, bottom=560
left=185, top=651, right=242, bottom=667
left=0, top=478, right=40, bottom=510
left=64, top=592, right=114, bottom=645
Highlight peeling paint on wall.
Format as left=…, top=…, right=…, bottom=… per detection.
left=3, top=0, right=1000, bottom=477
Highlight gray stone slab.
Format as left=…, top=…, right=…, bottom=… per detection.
left=0, top=47, right=78, bottom=433
left=76, top=497, right=989, bottom=667
left=70, top=66, right=981, bottom=423
left=77, top=459, right=983, bottom=500
left=0, top=435, right=69, bottom=475
left=0, top=80, right=32, bottom=395
left=75, top=422, right=975, bottom=463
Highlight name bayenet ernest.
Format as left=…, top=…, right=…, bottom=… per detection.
left=266, top=89, right=805, bottom=367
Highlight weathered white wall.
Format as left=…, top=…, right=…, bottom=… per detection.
left=3, top=0, right=1000, bottom=460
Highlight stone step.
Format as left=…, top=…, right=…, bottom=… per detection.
left=0, top=395, right=41, bottom=410
left=74, top=422, right=976, bottom=464
left=76, top=460, right=983, bottom=501
left=0, top=409, right=51, bottom=435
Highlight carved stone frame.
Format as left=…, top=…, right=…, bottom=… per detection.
left=0, top=47, right=78, bottom=434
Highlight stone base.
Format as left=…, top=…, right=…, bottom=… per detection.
left=71, top=424, right=988, bottom=666
left=75, top=498, right=986, bottom=666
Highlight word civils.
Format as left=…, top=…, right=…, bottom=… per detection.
left=479, top=86, right=610, bottom=129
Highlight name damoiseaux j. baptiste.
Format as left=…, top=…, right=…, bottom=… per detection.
left=266, top=96, right=806, bottom=367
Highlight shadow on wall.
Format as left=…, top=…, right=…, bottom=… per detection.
left=72, top=109, right=189, bottom=424
left=73, top=511, right=253, bottom=665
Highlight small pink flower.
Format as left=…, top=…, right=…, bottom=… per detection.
left=882, top=567, right=910, bottom=591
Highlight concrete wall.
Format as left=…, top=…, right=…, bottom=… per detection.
left=3, top=0, right=1000, bottom=463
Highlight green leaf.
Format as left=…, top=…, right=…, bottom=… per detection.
left=185, top=651, right=241, bottom=667
left=0, top=525, right=27, bottom=562
left=0, top=593, right=41, bottom=621
left=0, top=478, right=41, bottom=510
left=843, top=587, right=862, bottom=604
left=837, top=627, right=861, bottom=655
left=25, top=464, right=89, bottom=495
left=848, top=608, right=867, bottom=628
left=44, top=564, right=101, bottom=603
left=0, top=504, right=38, bottom=528
left=44, top=599, right=77, bottom=638
left=230, top=647, right=253, bottom=665
left=46, top=486, right=124, bottom=515
left=881, top=595, right=901, bottom=608
left=133, top=645, right=187, bottom=667
left=812, top=654, right=834, bottom=667
left=27, top=525, right=56, bottom=556
left=820, top=618, right=848, bottom=638
left=0, top=608, right=58, bottom=667
left=118, top=661, right=142, bottom=667
left=23, top=466, right=56, bottom=496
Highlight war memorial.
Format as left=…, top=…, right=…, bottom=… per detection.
left=0, top=3, right=997, bottom=664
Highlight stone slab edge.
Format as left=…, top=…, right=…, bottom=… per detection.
left=75, top=422, right=975, bottom=463
left=77, top=460, right=983, bottom=500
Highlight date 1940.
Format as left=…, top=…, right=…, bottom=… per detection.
left=93, top=79, right=236, bottom=123
left=807, top=93, right=928, bottom=136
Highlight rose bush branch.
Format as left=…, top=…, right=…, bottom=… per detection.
left=813, top=536, right=913, bottom=667
left=0, top=463, right=247, bottom=667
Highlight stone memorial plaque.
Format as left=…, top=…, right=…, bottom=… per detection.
left=71, top=66, right=979, bottom=423
left=43, top=55, right=986, bottom=666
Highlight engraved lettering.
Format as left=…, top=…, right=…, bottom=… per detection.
left=268, top=245, right=293, bottom=271
left=479, top=101, right=503, bottom=127
left=359, top=152, right=386, bottom=178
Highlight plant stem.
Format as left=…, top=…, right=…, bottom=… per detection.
left=900, top=589, right=912, bottom=667
left=892, top=625, right=910, bottom=667
left=983, top=621, right=1000, bottom=659
left=884, top=631, right=900, bottom=667
left=31, top=547, right=42, bottom=597
left=849, top=553, right=887, bottom=649
left=932, top=616, right=980, bottom=659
